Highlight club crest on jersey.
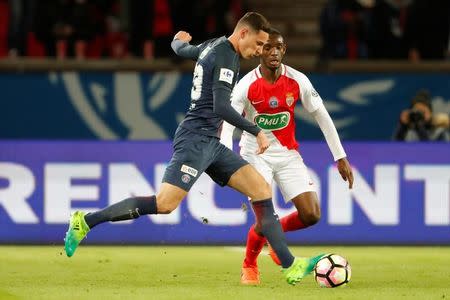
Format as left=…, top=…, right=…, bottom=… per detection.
left=181, top=174, right=191, bottom=184
left=286, top=92, right=295, bottom=106
left=269, top=96, right=279, bottom=108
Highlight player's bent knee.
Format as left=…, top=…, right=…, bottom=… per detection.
left=250, top=172, right=271, bottom=199
left=253, top=223, right=262, bottom=235
left=155, top=201, right=177, bottom=214
left=155, top=195, right=180, bottom=214
left=301, top=209, right=321, bottom=226
left=227, top=165, right=272, bottom=200
left=257, top=180, right=271, bottom=199
left=156, top=183, right=187, bottom=214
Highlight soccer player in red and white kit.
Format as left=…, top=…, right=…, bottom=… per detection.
left=220, top=28, right=354, bottom=285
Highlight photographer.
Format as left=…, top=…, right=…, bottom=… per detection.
left=393, top=90, right=449, bottom=141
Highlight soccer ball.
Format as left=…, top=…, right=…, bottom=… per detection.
left=314, top=254, right=351, bottom=288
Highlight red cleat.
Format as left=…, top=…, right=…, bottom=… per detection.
left=267, top=243, right=282, bottom=266
left=240, top=266, right=260, bottom=285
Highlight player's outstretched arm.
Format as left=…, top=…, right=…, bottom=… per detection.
left=311, top=103, right=346, bottom=161
left=171, top=31, right=200, bottom=60
left=312, top=103, right=353, bottom=189
left=294, top=70, right=346, bottom=159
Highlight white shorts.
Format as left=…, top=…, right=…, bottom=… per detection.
left=241, top=149, right=316, bottom=203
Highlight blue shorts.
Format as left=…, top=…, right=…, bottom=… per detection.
left=162, top=126, right=248, bottom=191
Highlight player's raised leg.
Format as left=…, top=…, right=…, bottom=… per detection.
left=65, top=126, right=211, bottom=257
left=64, top=182, right=187, bottom=257
left=228, top=164, right=310, bottom=285
left=268, top=192, right=320, bottom=265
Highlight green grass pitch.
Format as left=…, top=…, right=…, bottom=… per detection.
left=1, top=246, right=449, bottom=300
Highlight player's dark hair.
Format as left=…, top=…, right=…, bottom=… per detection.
left=267, top=28, right=285, bottom=43
left=268, top=27, right=282, bottom=37
left=236, top=12, right=270, bottom=33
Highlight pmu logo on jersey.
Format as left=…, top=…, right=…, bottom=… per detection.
left=269, top=96, right=279, bottom=108
left=254, top=112, right=290, bottom=130
left=285, top=92, right=295, bottom=106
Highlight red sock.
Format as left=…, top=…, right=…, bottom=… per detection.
left=280, top=211, right=306, bottom=232
left=243, top=224, right=267, bottom=268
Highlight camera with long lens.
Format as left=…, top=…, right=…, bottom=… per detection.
left=409, top=109, right=424, bottom=123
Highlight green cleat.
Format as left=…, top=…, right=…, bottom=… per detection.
left=282, top=254, right=325, bottom=285
left=64, top=211, right=90, bottom=257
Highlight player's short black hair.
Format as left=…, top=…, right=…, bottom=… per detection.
left=411, top=89, right=432, bottom=111
left=236, top=12, right=270, bottom=33
left=268, top=27, right=282, bottom=37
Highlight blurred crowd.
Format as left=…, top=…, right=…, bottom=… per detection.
left=320, top=0, right=450, bottom=61
left=0, top=0, right=248, bottom=59
left=0, top=0, right=448, bottom=61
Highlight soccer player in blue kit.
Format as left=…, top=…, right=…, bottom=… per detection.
left=64, top=12, right=323, bottom=285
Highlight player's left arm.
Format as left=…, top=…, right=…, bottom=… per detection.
left=212, top=47, right=269, bottom=153
left=171, top=31, right=200, bottom=60
left=212, top=49, right=260, bottom=136
left=219, top=78, right=249, bottom=150
left=297, top=73, right=354, bottom=189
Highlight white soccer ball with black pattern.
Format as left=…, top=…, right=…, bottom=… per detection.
left=314, top=254, right=351, bottom=288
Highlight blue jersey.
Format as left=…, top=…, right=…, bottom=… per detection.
left=178, top=37, right=240, bottom=137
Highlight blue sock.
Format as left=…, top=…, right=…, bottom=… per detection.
left=252, top=199, right=295, bottom=268
left=84, top=195, right=157, bottom=229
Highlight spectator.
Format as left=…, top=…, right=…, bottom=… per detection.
left=0, top=0, right=9, bottom=57
left=170, top=0, right=247, bottom=45
left=33, top=0, right=97, bottom=58
left=368, top=0, right=412, bottom=59
left=102, top=0, right=128, bottom=58
left=393, top=90, right=450, bottom=142
left=320, top=0, right=373, bottom=60
left=7, top=0, right=36, bottom=57
left=221, top=0, right=249, bottom=36
left=129, top=0, right=174, bottom=58
left=404, top=0, right=450, bottom=61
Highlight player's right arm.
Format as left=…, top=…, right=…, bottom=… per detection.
left=219, top=77, right=249, bottom=150
left=294, top=70, right=353, bottom=188
left=171, top=31, right=200, bottom=60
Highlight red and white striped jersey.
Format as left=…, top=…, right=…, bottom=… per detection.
left=221, top=64, right=323, bottom=154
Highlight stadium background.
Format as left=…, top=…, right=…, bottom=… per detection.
left=0, top=1, right=449, bottom=298
left=0, top=0, right=450, bottom=299
left=1, top=0, right=448, bottom=245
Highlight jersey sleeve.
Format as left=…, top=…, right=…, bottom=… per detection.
left=171, top=39, right=200, bottom=60
left=294, top=71, right=323, bottom=113
left=212, top=45, right=238, bottom=92
left=212, top=45, right=260, bottom=136
left=312, top=103, right=347, bottom=161
left=219, top=76, right=250, bottom=149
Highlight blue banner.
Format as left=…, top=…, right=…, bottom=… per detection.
left=1, top=72, right=449, bottom=140
left=0, top=141, right=448, bottom=244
